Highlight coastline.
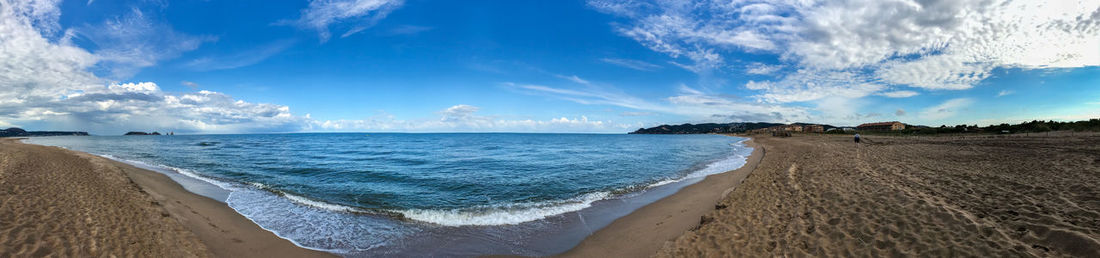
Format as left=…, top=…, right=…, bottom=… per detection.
left=0, top=138, right=332, bottom=257
left=557, top=136, right=763, bottom=257
left=4, top=134, right=758, bottom=257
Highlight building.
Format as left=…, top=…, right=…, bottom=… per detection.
left=857, top=121, right=906, bottom=131
left=803, top=125, right=824, bottom=133
left=780, top=124, right=803, bottom=132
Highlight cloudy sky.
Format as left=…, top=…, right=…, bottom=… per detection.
left=1, top=0, right=1098, bottom=134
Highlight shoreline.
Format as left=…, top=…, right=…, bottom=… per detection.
left=9, top=133, right=1100, bottom=256
left=6, top=135, right=758, bottom=256
left=0, top=138, right=332, bottom=257
left=557, top=136, right=763, bottom=257
left=108, top=151, right=335, bottom=257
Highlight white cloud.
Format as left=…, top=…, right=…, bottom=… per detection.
left=185, top=39, right=296, bottom=71
left=744, top=69, right=884, bottom=103
left=181, top=81, right=199, bottom=89
left=594, top=0, right=1100, bottom=99
left=919, top=98, right=974, bottom=121
left=594, top=1, right=783, bottom=59
left=745, top=62, right=782, bottom=75
left=787, top=0, right=1099, bottom=76
left=316, top=105, right=628, bottom=132
left=440, top=104, right=479, bottom=122
left=0, top=1, right=304, bottom=134
left=72, top=7, right=215, bottom=78
left=879, top=90, right=920, bottom=98
left=511, top=82, right=811, bottom=123
left=1, top=0, right=100, bottom=99
left=620, top=111, right=654, bottom=117
left=996, top=90, right=1014, bottom=97
left=601, top=58, right=662, bottom=71
left=6, top=0, right=63, bottom=35
left=555, top=74, right=591, bottom=85
left=288, top=0, right=405, bottom=41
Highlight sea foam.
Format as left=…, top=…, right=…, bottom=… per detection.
left=95, top=154, right=237, bottom=190
left=396, top=191, right=612, bottom=226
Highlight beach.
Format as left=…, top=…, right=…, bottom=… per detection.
left=5, top=133, right=1100, bottom=257
left=658, top=134, right=1100, bottom=257
left=0, top=138, right=331, bottom=257
left=16, top=133, right=752, bottom=256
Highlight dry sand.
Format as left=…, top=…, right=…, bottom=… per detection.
left=0, top=138, right=332, bottom=257
left=659, top=134, right=1100, bottom=257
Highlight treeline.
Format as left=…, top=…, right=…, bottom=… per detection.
left=985, top=119, right=1100, bottom=133
left=858, top=118, right=1100, bottom=135
left=630, top=122, right=785, bottom=134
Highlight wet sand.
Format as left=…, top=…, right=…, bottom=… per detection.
left=659, top=134, right=1100, bottom=257
left=0, top=138, right=331, bottom=257
left=558, top=138, right=764, bottom=257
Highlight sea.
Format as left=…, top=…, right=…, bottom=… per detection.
left=26, top=133, right=751, bottom=257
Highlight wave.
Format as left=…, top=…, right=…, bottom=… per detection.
left=284, top=194, right=367, bottom=213
left=98, top=154, right=238, bottom=190
left=395, top=191, right=611, bottom=226
left=247, top=182, right=371, bottom=214
left=241, top=183, right=611, bottom=227
left=643, top=143, right=751, bottom=190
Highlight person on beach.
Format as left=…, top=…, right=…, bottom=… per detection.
left=854, top=133, right=861, bottom=144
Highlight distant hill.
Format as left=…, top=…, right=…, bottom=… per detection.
left=629, top=122, right=786, bottom=134
left=0, top=127, right=89, bottom=137
left=124, top=131, right=161, bottom=135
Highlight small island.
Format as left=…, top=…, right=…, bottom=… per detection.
left=124, top=131, right=161, bottom=136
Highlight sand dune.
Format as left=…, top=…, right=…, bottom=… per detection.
left=659, top=134, right=1100, bottom=257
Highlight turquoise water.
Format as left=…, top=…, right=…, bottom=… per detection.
left=27, top=133, right=750, bottom=256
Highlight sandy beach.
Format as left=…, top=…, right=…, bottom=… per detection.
left=6, top=133, right=1100, bottom=257
left=0, top=138, right=331, bottom=257
left=656, top=134, right=1100, bottom=257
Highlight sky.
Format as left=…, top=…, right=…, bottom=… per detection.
left=1, top=0, right=1099, bottom=134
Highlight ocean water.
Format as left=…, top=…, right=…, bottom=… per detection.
left=27, top=133, right=751, bottom=256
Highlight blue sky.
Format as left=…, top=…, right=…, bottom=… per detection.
left=2, top=0, right=1099, bottom=134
